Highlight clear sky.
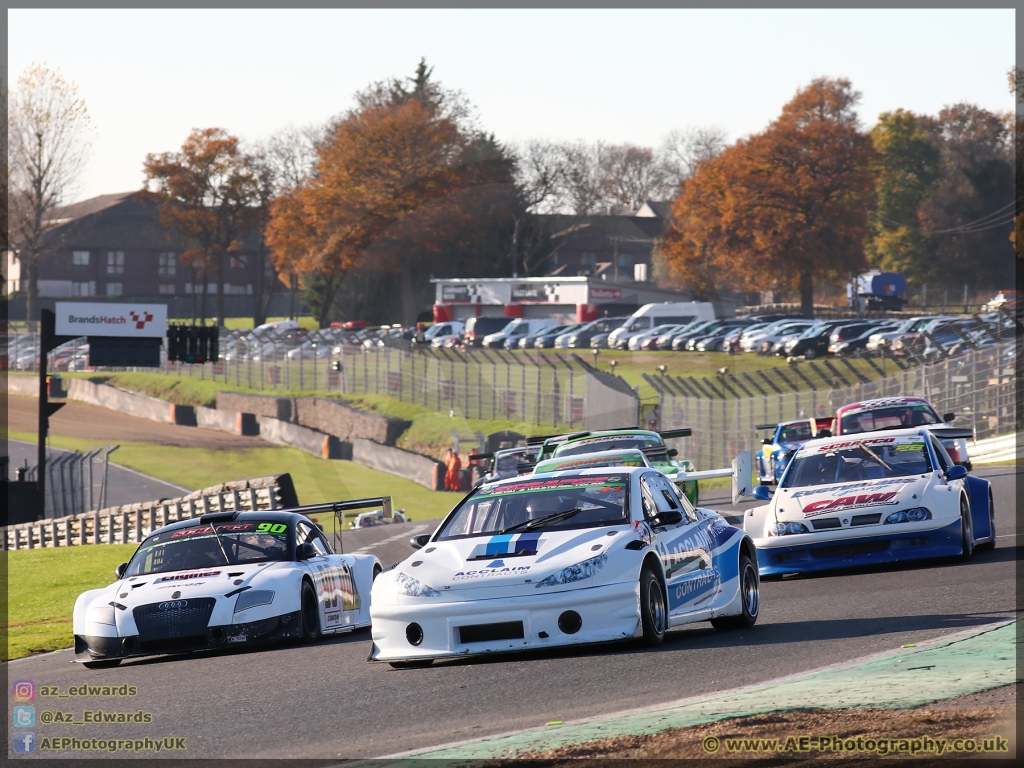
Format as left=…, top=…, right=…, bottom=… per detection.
left=8, top=7, right=1016, bottom=203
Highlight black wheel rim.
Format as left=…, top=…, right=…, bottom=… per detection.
left=743, top=564, right=759, bottom=617
left=648, top=580, right=665, bottom=634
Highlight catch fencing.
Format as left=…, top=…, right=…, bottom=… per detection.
left=18, top=445, right=120, bottom=519
left=648, top=343, right=1018, bottom=472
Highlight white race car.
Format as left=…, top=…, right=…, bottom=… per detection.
left=744, top=428, right=996, bottom=578
left=368, top=460, right=758, bottom=667
left=73, top=500, right=388, bottom=668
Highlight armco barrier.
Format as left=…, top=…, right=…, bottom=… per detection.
left=352, top=438, right=443, bottom=490
left=3, top=473, right=297, bottom=550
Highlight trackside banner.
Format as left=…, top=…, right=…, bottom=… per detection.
left=55, top=302, right=168, bottom=338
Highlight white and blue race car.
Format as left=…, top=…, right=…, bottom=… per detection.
left=369, top=460, right=759, bottom=667
left=744, top=428, right=995, bottom=578
left=73, top=501, right=387, bottom=668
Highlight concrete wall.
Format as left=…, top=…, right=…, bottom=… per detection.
left=256, top=416, right=349, bottom=460
left=216, top=392, right=292, bottom=422
left=67, top=379, right=191, bottom=425
left=7, top=376, right=37, bottom=397
left=196, top=406, right=240, bottom=434
left=294, top=397, right=409, bottom=446
left=352, top=438, right=443, bottom=490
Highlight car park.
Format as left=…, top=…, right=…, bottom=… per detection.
left=368, top=464, right=759, bottom=667
left=421, top=321, right=465, bottom=347
left=756, top=418, right=834, bottom=483
left=741, top=320, right=817, bottom=354
left=73, top=502, right=387, bottom=668
left=482, top=318, right=555, bottom=349
left=462, top=316, right=510, bottom=348
left=565, top=316, right=628, bottom=348
left=534, top=323, right=584, bottom=349
left=744, top=428, right=995, bottom=578
left=829, top=321, right=899, bottom=356
left=607, top=302, right=715, bottom=350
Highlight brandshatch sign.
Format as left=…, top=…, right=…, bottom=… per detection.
left=54, top=302, right=168, bottom=338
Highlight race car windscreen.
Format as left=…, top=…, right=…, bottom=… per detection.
left=125, top=521, right=291, bottom=576
left=436, top=473, right=628, bottom=540
left=778, top=422, right=815, bottom=444
left=782, top=437, right=933, bottom=489
left=840, top=404, right=941, bottom=433
left=555, top=434, right=663, bottom=457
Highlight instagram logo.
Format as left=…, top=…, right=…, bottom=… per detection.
left=12, top=681, right=35, bottom=702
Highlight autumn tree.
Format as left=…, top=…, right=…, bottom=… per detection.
left=143, top=128, right=257, bottom=325
left=660, top=78, right=876, bottom=316
left=865, top=109, right=940, bottom=282
left=7, top=63, right=92, bottom=328
left=266, top=60, right=514, bottom=326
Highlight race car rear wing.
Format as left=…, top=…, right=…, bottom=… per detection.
left=929, top=427, right=974, bottom=441
left=670, top=451, right=752, bottom=506
left=276, top=497, right=394, bottom=554
left=525, top=427, right=692, bottom=446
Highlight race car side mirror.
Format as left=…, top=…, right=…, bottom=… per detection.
left=651, top=510, right=683, bottom=528
left=943, top=413, right=956, bottom=423
left=762, top=438, right=773, bottom=445
left=752, top=485, right=774, bottom=501
left=296, top=542, right=317, bottom=561
left=410, top=533, right=431, bottom=549
left=667, top=448, right=678, bottom=457
left=944, top=465, right=968, bottom=481
left=115, top=563, right=127, bottom=579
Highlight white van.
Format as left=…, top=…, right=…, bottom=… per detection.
left=482, top=318, right=557, bottom=349
left=608, top=302, right=717, bottom=349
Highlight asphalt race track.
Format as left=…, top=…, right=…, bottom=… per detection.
left=6, top=466, right=1017, bottom=760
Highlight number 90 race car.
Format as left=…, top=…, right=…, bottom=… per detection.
left=744, top=428, right=995, bottom=578
left=73, top=500, right=387, bottom=668
left=368, top=455, right=757, bottom=668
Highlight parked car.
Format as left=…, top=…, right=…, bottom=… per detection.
left=565, top=316, right=628, bottom=348
left=607, top=302, right=715, bottom=349
left=462, top=316, right=511, bottom=348
left=482, top=318, right=555, bottom=349
left=829, top=322, right=899, bottom=356
left=533, top=324, right=583, bottom=349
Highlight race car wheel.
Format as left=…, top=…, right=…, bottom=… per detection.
left=389, top=659, right=434, bottom=669
left=372, top=564, right=383, bottom=581
left=959, top=497, right=975, bottom=560
left=711, top=554, right=760, bottom=630
left=300, top=581, right=321, bottom=642
left=82, top=658, right=122, bottom=669
left=976, top=491, right=996, bottom=552
left=639, top=567, right=666, bottom=646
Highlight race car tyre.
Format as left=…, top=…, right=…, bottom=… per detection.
left=639, top=567, right=666, bottom=646
left=976, top=491, right=996, bottom=552
left=372, top=564, right=383, bottom=581
left=300, top=580, right=321, bottom=642
left=711, top=554, right=760, bottom=630
left=389, top=659, right=434, bottom=669
left=959, top=497, right=975, bottom=560
left=82, top=658, right=122, bottom=669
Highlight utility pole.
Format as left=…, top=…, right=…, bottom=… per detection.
left=37, top=309, right=74, bottom=519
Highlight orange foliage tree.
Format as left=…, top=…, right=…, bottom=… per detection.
left=143, top=128, right=257, bottom=325
left=266, top=64, right=513, bottom=327
left=660, top=78, right=876, bottom=316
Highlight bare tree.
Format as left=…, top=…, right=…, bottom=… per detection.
left=8, top=64, right=92, bottom=328
left=263, top=123, right=324, bottom=193
left=660, top=125, right=728, bottom=183
left=598, top=143, right=673, bottom=209
left=555, top=140, right=605, bottom=215
left=508, top=139, right=562, bottom=275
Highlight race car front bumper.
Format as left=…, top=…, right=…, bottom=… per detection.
left=368, top=580, right=641, bottom=662
left=75, top=610, right=304, bottom=663
left=754, top=519, right=963, bottom=576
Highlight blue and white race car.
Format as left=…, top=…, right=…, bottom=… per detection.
left=369, top=460, right=759, bottom=667
left=744, top=428, right=995, bottom=578
left=756, top=417, right=834, bottom=484
left=73, top=501, right=386, bottom=668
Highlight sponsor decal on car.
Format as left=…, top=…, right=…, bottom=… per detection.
left=790, top=477, right=918, bottom=498
left=806, top=437, right=897, bottom=453
left=453, top=564, right=531, bottom=580
left=801, top=491, right=901, bottom=516
left=170, top=523, right=255, bottom=538
left=155, top=570, right=221, bottom=583
left=479, top=474, right=626, bottom=496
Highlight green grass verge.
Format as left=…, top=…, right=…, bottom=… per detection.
left=7, top=544, right=138, bottom=660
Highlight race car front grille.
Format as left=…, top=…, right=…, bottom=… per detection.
left=810, top=517, right=842, bottom=530
left=134, top=598, right=216, bottom=651
left=457, top=621, right=525, bottom=644
left=850, top=513, right=882, bottom=526
left=810, top=540, right=890, bottom=559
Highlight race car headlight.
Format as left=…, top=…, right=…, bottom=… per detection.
left=884, top=508, right=932, bottom=524
left=234, top=590, right=275, bottom=612
left=395, top=573, right=441, bottom=598
left=535, top=553, right=608, bottom=588
left=87, top=605, right=116, bottom=625
left=768, top=522, right=809, bottom=536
